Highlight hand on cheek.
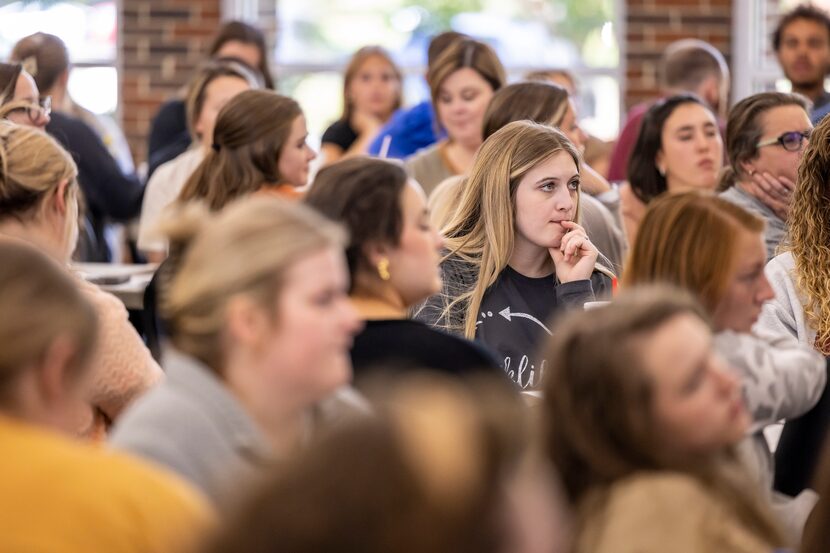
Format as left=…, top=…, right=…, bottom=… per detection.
left=548, top=221, right=598, bottom=283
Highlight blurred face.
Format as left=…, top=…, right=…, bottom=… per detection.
left=348, top=55, right=400, bottom=119
left=513, top=151, right=579, bottom=250
left=214, top=40, right=262, bottom=70
left=435, top=67, right=494, bottom=147
left=557, top=100, right=587, bottom=153
left=712, top=230, right=775, bottom=333
left=278, top=115, right=317, bottom=187
left=644, top=314, right=749, bottom=456
left=747, top=104, right=812, bottom=183
left=656, top=103, right=723, bottom=193
left=259, top=247, right=362, bottom=409
left=5, top=71, right=50, bottom=129
left=194, top=75, right=250, bottom=145
left=384, top=181, right=444, bottom=307
left=776, top=18, right=830, bottom=89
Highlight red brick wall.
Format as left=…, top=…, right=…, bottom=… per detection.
left=624, top=0, right=732, bottom=110
left=120, top=0, right=223, bottom=166
left=120, top=0, right=733, bottom=162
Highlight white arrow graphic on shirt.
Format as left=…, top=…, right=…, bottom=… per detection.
left=498, top=307, right=553, bottom=335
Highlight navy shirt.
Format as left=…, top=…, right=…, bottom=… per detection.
left=477, top=266, right=610, bottom=390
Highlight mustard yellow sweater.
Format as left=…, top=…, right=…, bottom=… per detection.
left=0, top=415, right=214, bottom=552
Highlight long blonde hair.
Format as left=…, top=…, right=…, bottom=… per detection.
left=788, top=110, right=830, bottom=354
left=439, top=120, right=582, bottom=338
left=162, top=196, right=345, bottom=373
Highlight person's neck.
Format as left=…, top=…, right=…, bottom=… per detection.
left=350, top=293, right=407, bottom=320
left=791, top=81, right=827, bottom=103
left=0, top=221, right=63, bottom=261
left=444, top=139, right=479, bottom=174
left=665, top=177, right=709, bottom=195
left=224, top=360, right=311, bottom=457
left=508, top=238, right=554, bottom=278
left=49, top=87, right=67, bottom=114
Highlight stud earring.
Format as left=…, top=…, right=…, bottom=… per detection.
left=377, top=258, right=391, bottom=281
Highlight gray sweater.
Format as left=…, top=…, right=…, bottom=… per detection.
left=719, top=185, right=787, bottom=260
left=111, top=350, right=369, bottom=506
left=715, top=329, right=823, bottom=542
left=110, top=350, right=274, bottom=506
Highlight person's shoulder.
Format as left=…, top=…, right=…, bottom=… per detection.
left=357, top=319, right=498, bottom=371
left=321, top=119, right=356, bottom=144
left=154, top=98, right=186, bottom=119
left=767, top=251, right=795, bottom=272
left=0, top=417, right=212, bottom=524
left=48, top=111, right=97, bottom=134
left=406, top=142, right=442, bottom=164
left=151, top=147, right=204, bottom=182
left=609, top=472, right=712, bottom=503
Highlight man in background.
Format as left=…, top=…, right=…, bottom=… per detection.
left=607, top=39, right=729, bottom=183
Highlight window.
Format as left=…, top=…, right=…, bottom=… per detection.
left=0, top=0, right=118, bottom=114
left=269, top=0, right=622, bottom=143
left=732, top=0, right=830, bottom=101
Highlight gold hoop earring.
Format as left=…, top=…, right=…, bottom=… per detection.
left=377, top=258, right=391, bottom=281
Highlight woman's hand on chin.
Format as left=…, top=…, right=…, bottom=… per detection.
left=549, top=221, right=598, bottom=283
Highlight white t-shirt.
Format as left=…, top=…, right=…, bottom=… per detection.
left=137, top=148, right=205, bottom=253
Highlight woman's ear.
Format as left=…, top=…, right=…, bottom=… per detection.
left=225, top=294, right=269, bottom=349
left=52, top=179, right=69, bottom=216
left=739, top=158, right=756, bottom=178
left=35, top=335, right=78, bottom=406
left=654, top=150, right=666, bottom=176
left=363, top=240, right=391, bottom=267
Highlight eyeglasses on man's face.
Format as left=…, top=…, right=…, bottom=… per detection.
left=756, top=129, right=812, bottom=152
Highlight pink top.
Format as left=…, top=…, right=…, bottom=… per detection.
left=74, top=277, right=163, bottom=440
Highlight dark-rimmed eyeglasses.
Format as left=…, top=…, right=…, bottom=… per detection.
left=756, top=129, right=812, bottom=152
left=0, top=96, right=51, bottom=123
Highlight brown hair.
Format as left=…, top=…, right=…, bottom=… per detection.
left=305, top=157, right=409, bottom=291
left=627, top=94, right=712, bottom=204
left=787, top=108, right=830, bottom=354
left=0, top=241, right=96, bottom=405
left=9, top=32, right=69, bottom=94
left=482, top=81, right=570, bottom=140
left=341, top=46, right=402, bottom=123
left=0, top=63, right=23, bottom=107
left=206, top=373, right=527, bottom=553
left=623, top=192, right=765, bottom=314
left=718, top=92, right=810, bottom=190
left=184, top=60, right=259, bottom=143
left=427, top=31, right=468, bottom=66
left=427, top=39, right=506, bottom=130
left=208, top=20, right=274, bottom=89
left=660, top=39, right=728, bottom=91
left=162, top=196, right=345, bottom=373
left=542, top=286, right=784, bottom=545
left=773, top=3, right=830, bottom=51
left=178, top=90, right=302, bottom=211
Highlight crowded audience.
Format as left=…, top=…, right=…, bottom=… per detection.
left=6, top=4, right=830, bottom=552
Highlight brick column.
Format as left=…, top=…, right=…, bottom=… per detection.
left=624, top=0, right=732, bottom=110
left=120, top=0, right=222, bottom=166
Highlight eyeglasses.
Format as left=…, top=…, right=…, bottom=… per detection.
left=756, top=129, right=812, bottom=152
left=0, top=96, right=51, bottom=123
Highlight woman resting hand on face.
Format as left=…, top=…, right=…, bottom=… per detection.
left=416, top=120, right=613, bottom=391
